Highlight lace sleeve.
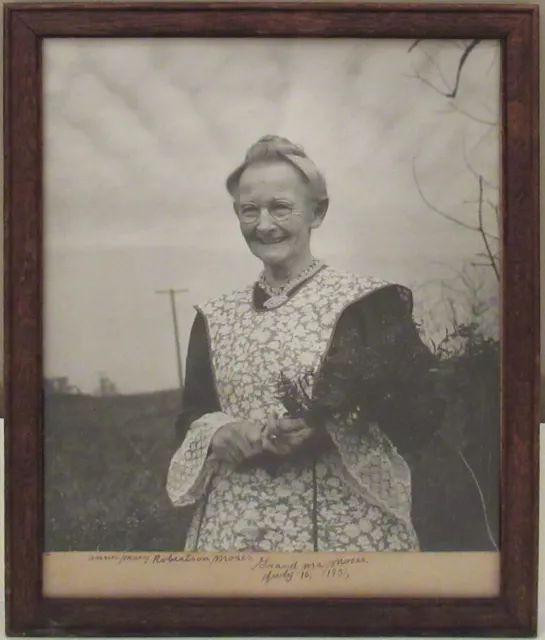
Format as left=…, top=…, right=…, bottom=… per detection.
left=313, top=289, right=437, bottom=526
left=325, top=418, right=413, bottom=526
left=166, top=411, right=232, bottom=507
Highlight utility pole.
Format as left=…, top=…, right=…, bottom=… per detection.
left=155, top=288, right=188, bottom=396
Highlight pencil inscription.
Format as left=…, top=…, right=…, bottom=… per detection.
left=86, top=552, right=368, bottom=584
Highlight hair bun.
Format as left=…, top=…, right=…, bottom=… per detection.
left=245, top=135, right=307, bottom=162
left=226, top=134, right=327, bottom=203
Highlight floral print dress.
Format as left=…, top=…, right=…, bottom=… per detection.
left=166, top=266, right=419, bottom=552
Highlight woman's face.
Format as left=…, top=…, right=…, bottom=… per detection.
left=234, top=160, right=325, bottom=269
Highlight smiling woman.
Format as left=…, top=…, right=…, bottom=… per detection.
left=231, top=136, right=328, bottom=307
left=166, top=135, right=496, bottom=553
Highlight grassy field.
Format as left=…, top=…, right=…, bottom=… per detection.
left=43, top=345, right=502, bottom=552
left=44, top=390, right=192, bottom=552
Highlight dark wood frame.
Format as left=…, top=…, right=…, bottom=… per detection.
left=4, top=2, right=540, bottom=636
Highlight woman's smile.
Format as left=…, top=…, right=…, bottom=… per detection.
left=255, top=235, right=288, bottom=245
left=250, top=235, right=292, bottom=263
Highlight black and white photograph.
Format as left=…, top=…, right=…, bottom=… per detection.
left=43, top=37, right=501, bottom=556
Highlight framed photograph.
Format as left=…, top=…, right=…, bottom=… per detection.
left=4, top=1, right=540, bottom=636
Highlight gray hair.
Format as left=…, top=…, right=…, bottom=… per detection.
left=226, top=135, right=328, bottom=203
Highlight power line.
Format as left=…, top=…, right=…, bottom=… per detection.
left=155, top=288, right=188, bottom=397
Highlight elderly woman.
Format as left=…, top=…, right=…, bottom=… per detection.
left=166, top=135, right=493, bottom=553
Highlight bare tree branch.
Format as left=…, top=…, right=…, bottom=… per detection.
left=458, top=269, right=479, bottom=293
left=403, top=70, right=450, bottom=98
left=408, top=39, right=422, bottom=53
left=476, top=175, right=500, bottom=281
left=422, top=49, right=452, bottom=92
left=440, top=282, right=467, bottom=296
left=463, top=198, right=499, bottom=213
left=409, top=39, right=481, bottom=99
left=447, top=39, right=481, bottom=98
left=444, top=102, right=497, bottom=126
left=463, top=197, right=501, bottom=235
left=412, top=159, right=498, bottom=240
left=444, top=293, right=460, bottom=329
left=474, top=251, right=499, bottom=261
left=462, top=137, right=499, bottom=190
left=469, top=125, right=496, bottom=155
left=486, top=204, right=500, bottom=227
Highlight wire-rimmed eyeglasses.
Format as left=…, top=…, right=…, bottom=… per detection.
left=236, top=201, right=302, bottom=224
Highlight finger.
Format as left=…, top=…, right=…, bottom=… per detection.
left=275, top=426, right=311, bottom=441
left=261, top=438, right=279, bottom=454
left=284, top=433, right=312, bottom=448
left=263, top=433, right=291, bottom=455
left=215, top=448, right=237, bottom=464
left=237, top=439, right=256, bottom=459
left=217, top=440, right=239, bottom=463
left=277, top=426, right=312, bottom=439
left=261, top=415, right=279, bottom=446
left=288, top=425, right=314, bottom=436
left=273, top=442, right=295, bottom=456
left=262, top=432, right=285, bottom=455
left=224, top=446, right=244, bottom=465
left=219, top=431, right=245, bottom=461
left=246, top=421, right=265, bottom=447
left=281, top=425, right=314, bottom=444
left=232, top=431, right=257, bottom=460
left=275, top=417, right=307, bottom=432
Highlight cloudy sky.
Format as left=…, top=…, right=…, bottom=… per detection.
left=43, top=38, right=500, bottom=394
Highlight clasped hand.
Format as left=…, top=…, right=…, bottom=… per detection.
left=209, top=414, right=314, bottom=465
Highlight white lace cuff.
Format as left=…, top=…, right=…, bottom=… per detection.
left=326, top=417, right=413, bottom=525
left=166, top=412, right=232, bottom=507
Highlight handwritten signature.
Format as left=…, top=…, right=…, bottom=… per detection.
left=85, top=552, right=369, bottom=584
left=250, top=555, right=368, bottom=584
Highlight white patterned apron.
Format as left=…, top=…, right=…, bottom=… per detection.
left=167, top=266, right=419, bottom=552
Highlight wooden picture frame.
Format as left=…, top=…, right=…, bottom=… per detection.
left=4, top=2, right=540, bottom=636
